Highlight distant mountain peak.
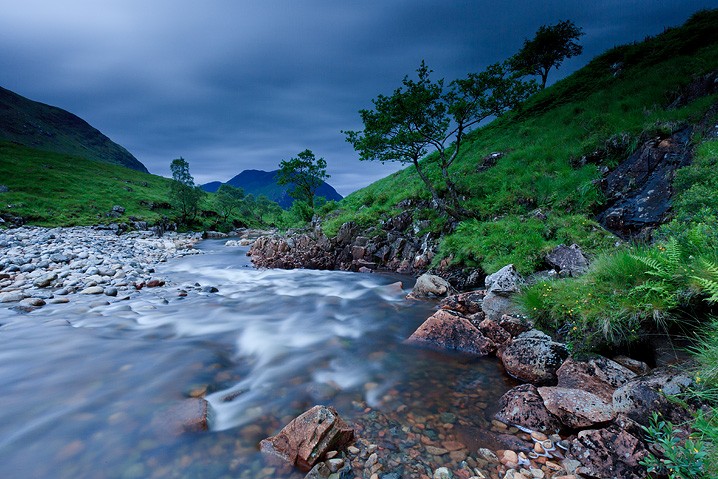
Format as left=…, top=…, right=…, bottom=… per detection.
left=202, top=168, right=342, bottom=208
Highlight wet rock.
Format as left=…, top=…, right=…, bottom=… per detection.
left=495, top=384, right=562, bottom=434
left=556, top=357, right=636, bottom=403
left=33, top=273, right=57, bottom=288
left=568, top=426, right=648, bottom=479
left=439, top=290, right=485, bottom=315
left=612, top=367, right=694, bottom=426
left=260, top=405, right=354, bottom=472
left=500, top=331, right=568, bottom=384
left=537, top=387, right=614, bottom=429
left=545, top=244, right=588, bottom=277
left=407, top=274, right=452, bottom=299
left=80, top=286, right=104, bottom=295
left=0, top=291, right=26, bottom=303
left=405, top=310, right=496, bottom=356
left=597, top=126, right=693, bottom=238
left=153, top=398, right=210, bottom=435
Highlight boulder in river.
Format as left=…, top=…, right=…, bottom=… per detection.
left=438, top=290, right=485, bottom=315
left=260, top=405, right=354, bottom=472
left=152, top=398, right=210, bottom=436
left=405, top=309, right=496, bottom=356
left=406, top=273, right=452, bottom=299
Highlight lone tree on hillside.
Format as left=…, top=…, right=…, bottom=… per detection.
left=343, top=61, right=536, bottom=220
left=169, top=157, right=204, bottom=224
left=276, top=149, right=330, bottom=221
left=509, top=20, right=584, bottom=89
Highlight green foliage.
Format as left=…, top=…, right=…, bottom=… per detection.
left=343, top=60, right=535, bottom=220
left=276, top=149, right=329, bottom=222
left=438, top=214, right=614, bottom=274
left=325, top=12, right=718, bottom=265
left=521, top=232, right=718, bottom=353
left=509, top=19, right=584, bottom=89
left=169, top=157, right=204, bottom=225
left=640, top=412, right=710, bottom=479
left=214, top=184, right=245, bottom=223
left=0, top=142, right=175, bottom=226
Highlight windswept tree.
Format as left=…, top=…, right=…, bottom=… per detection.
left=509, top=20, right=584, bottom=89
left=344, top=61, right=536, bottom=220
left=169, top=157, right=203, bottom=225
left=276, top=149, right=329, bottom=221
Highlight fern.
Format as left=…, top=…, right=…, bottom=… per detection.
left=694, top=259, right=718, bottom=303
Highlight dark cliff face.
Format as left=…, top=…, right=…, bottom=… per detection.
left=0, top=86, right=148, bottom=173
left=596, top=126, right=693, bottom=238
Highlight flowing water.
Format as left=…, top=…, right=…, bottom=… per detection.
left=0, top=240, right=517, bottom=478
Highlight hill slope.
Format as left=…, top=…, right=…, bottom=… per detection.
left=0, top=142, right=170, bottom=226
left=319, top=8, right=718, bottom=274
left=0, top=86, right=148, bottom=173
left=202, top=169, right=343, bottom=208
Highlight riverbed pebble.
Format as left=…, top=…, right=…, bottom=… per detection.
left=0, top=226, right=202, bottom=314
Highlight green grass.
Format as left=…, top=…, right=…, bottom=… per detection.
left=0, top=142, right=175, bottom=226
left=323, top=9, right=718, bottom=273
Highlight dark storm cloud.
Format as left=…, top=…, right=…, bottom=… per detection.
left=1, top=1, right=716, bottom=195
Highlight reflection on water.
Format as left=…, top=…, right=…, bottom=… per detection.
left=0, top=240, right=516, bottom=478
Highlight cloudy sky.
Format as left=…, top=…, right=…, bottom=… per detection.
left=1, top=1, right=716, bottom=195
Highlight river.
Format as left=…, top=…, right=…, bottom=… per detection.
left=0, top=239, right=517, bottom=478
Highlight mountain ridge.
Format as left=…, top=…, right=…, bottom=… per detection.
left=0, top=86, right=148, bottom=173
left=202, top=169, right=343, bottom=208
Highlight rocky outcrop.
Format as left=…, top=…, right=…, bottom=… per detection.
left=597, top=126, right=693, bottom=238
left=260, top=405, right=354, bottom=472
left=499, top=330, right=568, bottom=384
left=248, top=207, right=440, bottom=274
left=404, top=310, right=495, bottom=356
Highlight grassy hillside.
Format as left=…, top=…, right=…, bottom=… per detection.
left=0, top=142, right=299, bottom=230
left=322, top=9, right=718, bottom=274
left=0, top=86, right=148, bottom=173
left=0, top=142, right=173, bottom=226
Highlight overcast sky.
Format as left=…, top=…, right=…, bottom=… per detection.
left=1, top=1, right=716, bottom=195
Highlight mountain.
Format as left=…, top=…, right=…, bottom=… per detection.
left=0, top=86, right=148, bottom=173
left=202, top=169, right=343, bottom=208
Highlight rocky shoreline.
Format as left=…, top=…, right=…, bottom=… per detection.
left=0, top=225, right=203, bottom=313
